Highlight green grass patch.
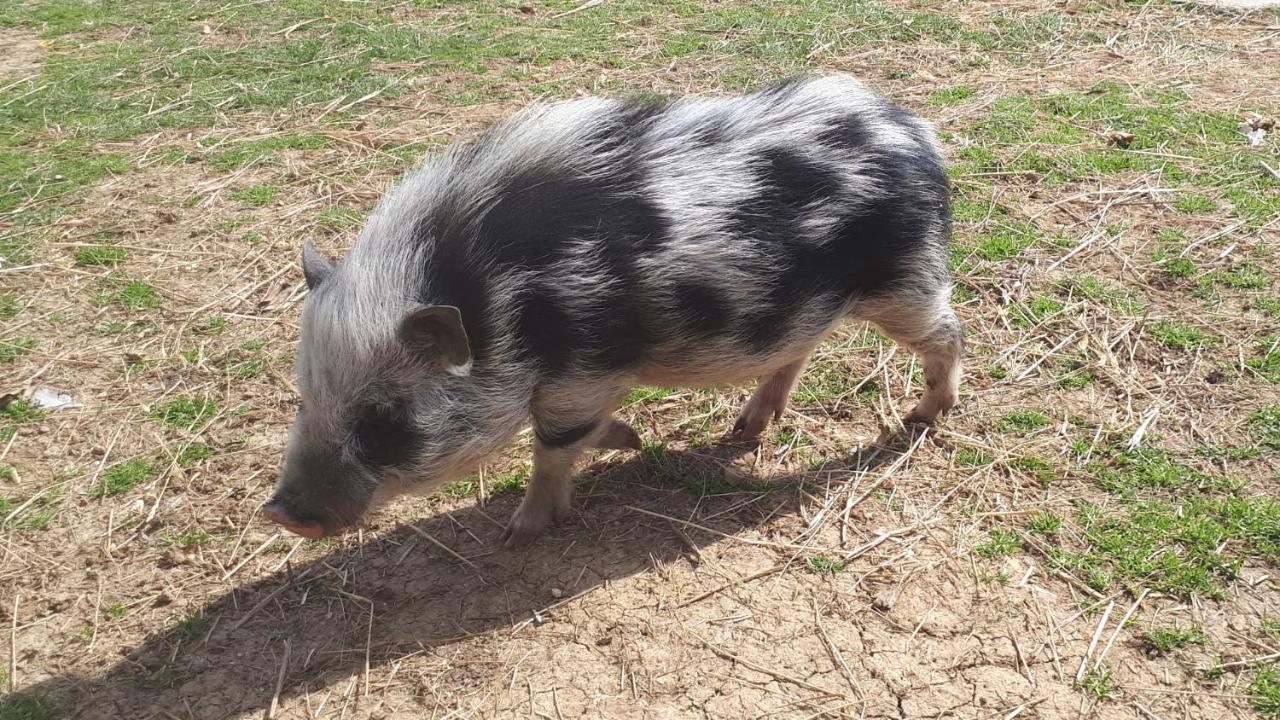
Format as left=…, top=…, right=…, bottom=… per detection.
left=806, top=555, right=846, bottom=575
left=1012, top=456, right=1058, bottom=485
left=1252, top=665, right=1280, bottom=717
left=175, top=442, right=214, bottom=467
left=1148, top=320, right=1217, bottom=350
left=1062, top=276, right=1147, bottom=314
left=131, top=666, right=181, bottom=690
left=974, top=528, right=1021, bottom=558
left=0, top=337, right=37, bottom=364
left=0, top=489, right=61, bottom=531
left=1255, top=297, right=1280, bottom=320
left=192, top=315, right=226, bottom=336
left=72, top=244, right=126, bottom=266
left=1053, top=494, right=1280, bottom=599
left=230, top=184, right=280, bottom=207
left=970, top=221, right=1039, bottom=261
left=929, top=86, right=975, bottom=106
left=623, top=386, right=674, bottom=406
left=1027, top=511, right=1062, bottom=535
left=93, top=277, right=161, bottom=311
left=0, top=693, right=63, bottom=720
left=150, top=395, right=217, bottom=430
left=1079, top=665, right=1116, bottom=701
left=1010, top=295, right=1063, bottom=328
left=0, top=293, right=25, bottom=321
left=1172, top=194, right=1216, bottom=213
left=158, top=528, right=216, bottom=547
left=87, top=458, right=155, bottom=498
left=997, top=409, right=1050, bottom=433
left=1247, top=338, right=1280, bottom=383
left=227, top=358, right=265, bottom=380
left=1159, top=256, right=1197, bottom=279
left=955, top=447, right=995, bottom=468
left=204, top=132, right=332, bottom=171
left=2, top=399, right=46, bottom=424
left=1144, top=623, right=1205, bottom=654
left=172, top=615, right=211, bottom=643
left=1249, top=406, right=1280, bottom=450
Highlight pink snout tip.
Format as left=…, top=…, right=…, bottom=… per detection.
left=261, top=503, right=326, bottom=540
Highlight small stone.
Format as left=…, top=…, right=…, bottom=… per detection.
left=550, top=587, right=563, bottom=599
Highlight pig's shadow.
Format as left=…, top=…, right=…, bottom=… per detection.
left=6, top=432, right=919, bottom=719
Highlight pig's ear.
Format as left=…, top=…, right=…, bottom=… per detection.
left=302, top=240, right=335, bottom=290
left=398, top=305, right=472, bottom=375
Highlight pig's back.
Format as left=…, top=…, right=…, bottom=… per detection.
left=403, top=75, right=949, bottom=380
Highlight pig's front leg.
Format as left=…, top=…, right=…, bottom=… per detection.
left=501, top=434, right=586, bottom=549
left=501, top=387, right=640, bottom=548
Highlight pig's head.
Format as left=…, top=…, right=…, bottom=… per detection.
left=262, top=241, right=484, bottom=539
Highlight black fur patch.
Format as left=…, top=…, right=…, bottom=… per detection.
left=674, top=279, right=732, bottom=336
left=534, top=419, right=598, bottom=448
left=728, top=148, right=845, bottom=350
left=351, top=401, right=423, bottom=468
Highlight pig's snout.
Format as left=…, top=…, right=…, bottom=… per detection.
left=261, top=500, right=326, bottom=540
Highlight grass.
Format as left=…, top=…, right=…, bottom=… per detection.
left=0, top=337, right=37, bottom=364
left=150, top=395, right=218, bottom=430
left=0, top=695, right=63, bottom=720
left=1050, top=493, right=1279, bottom=599
left=230, top=184, right=281, bottom=207
left=131, top=666, right=181, bottom=690
left=1063, top=276, right=1147, bottom=315
left=1246, top=338, right=1280, bottom=383
left=86, top=458, right=155, bottom=498
left=158, top=528, right=216, bottom=547
left=1145, top=623, right=1206, bottom=654
left=806, top=555, right=846, bottom=575
left=94, top=277, right=161, bottom=311
left=0, top=490, right=61, bottom=531
left=1, top=0, right=1277, bottom=715
left=974, top=528, right=1021, bottom=558
left=2, top=399, right=46, bottom=424
left=173, top=615, right=211, bottom=643
left=72, top=244, right=126, bottom=266
left=996, top=409, right=1050, bottom=432
left=1027, top=511, right=1062, bottom=535
left=1249, top=406, right=1280, bottom=450
left=1252, top=666, right=1280, bottom=717
left=1148, top=320, right=1217, bottom=350
left=1079, top=665, right=1116, bottom=701
left=175, top=442, right=214, bottom=467
left=969, top=221, right=1039, bottom=261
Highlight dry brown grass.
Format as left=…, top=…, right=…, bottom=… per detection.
left=1, top=1, right=1279, bottom=718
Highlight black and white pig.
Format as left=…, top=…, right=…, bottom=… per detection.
left=262, top=74, right=963, bottom=547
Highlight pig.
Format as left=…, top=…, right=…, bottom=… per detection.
left=262, top=74, right=962, bottom=547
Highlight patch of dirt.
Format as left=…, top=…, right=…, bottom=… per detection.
left=0, top=28, right=43, bottom=78
left=1, top=1, right=1279, bottom=719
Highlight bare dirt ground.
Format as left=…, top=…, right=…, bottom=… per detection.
left=1, top=1, right=1278, bottom=718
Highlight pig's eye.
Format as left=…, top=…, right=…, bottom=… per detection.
left=350, top=403, right=421, bottom=468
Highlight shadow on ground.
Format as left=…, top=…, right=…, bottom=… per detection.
left=3, top=432, right=920, bottom=719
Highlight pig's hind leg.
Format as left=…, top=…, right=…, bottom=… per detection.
left=732, top=357, right=809, bottom=441
left=857, top=290, right=963, bottom=426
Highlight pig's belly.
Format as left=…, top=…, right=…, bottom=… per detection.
left=630, top=309, right=851, bottom=388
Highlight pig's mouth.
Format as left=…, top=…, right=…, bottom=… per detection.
left=261, top=497, right=364, bottom=540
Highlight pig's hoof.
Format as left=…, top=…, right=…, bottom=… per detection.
left=595, top=420, right=642, bottom=450
left=731, top=409, right=775, bottom=441
left=500, top=500, right=569, bottom=549
left=901, top=411, right=936, bottom=427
